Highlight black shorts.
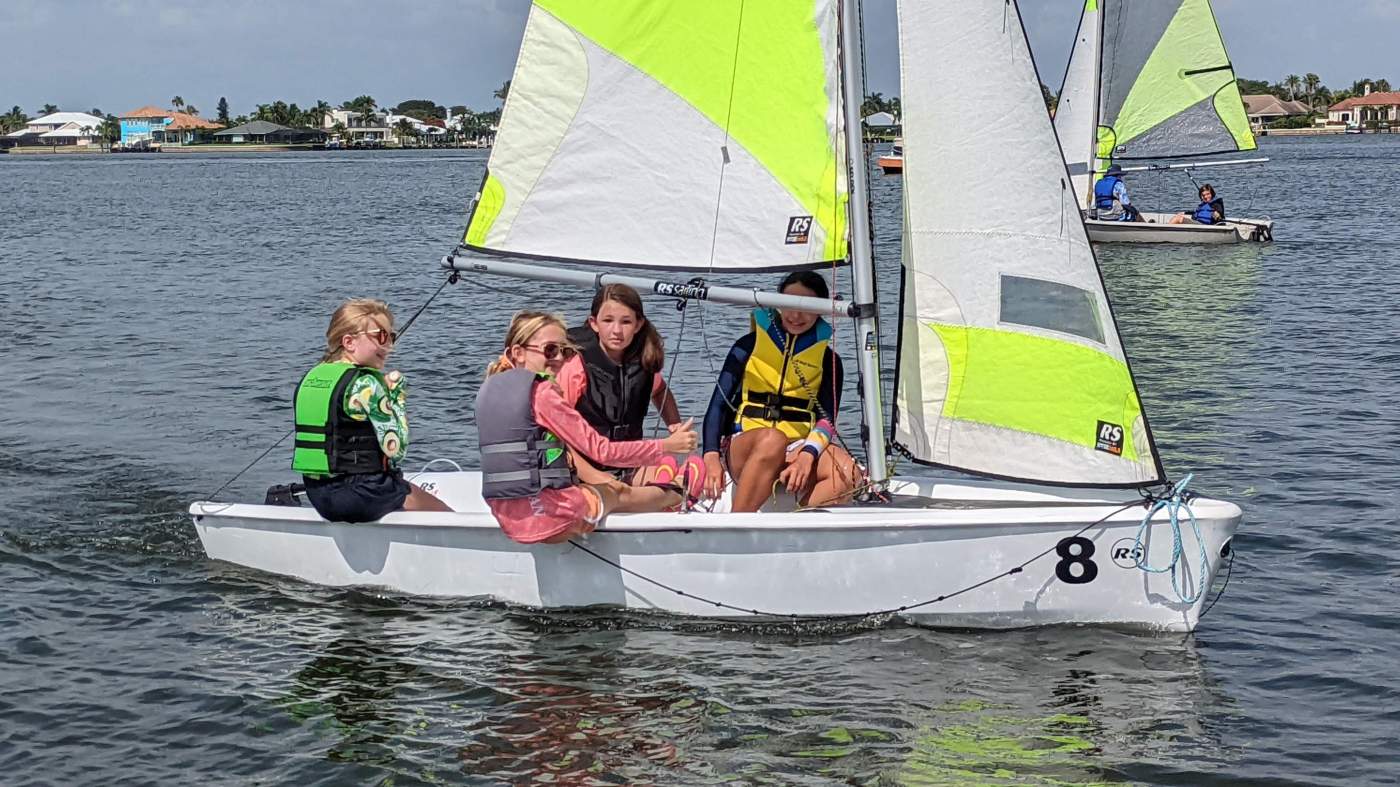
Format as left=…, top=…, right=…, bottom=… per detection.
left=303, top=471, right=411, bottom=523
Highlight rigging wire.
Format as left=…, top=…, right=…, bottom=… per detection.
left=568, top=495, right=1151, bottom=620
left=201, top=271, right=460, bottom=502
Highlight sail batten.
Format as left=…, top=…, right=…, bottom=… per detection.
left=892, top=0, right=1164, bottom=488
left=463, top=1, right=848, bottom=272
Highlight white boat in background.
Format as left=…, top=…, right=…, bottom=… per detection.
left=1055, top=0, right=1274, bottom=244
left=191, top=0, right=1240, bottom=631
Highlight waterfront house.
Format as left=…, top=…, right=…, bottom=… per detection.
left=119, top=106, right=223, bottom=146
left=3, top=111, right=105, bottom=149
left=1326, top=90, right=1400, bottom=129
left=384, top=113, right=447, bottom=145
left=322, top=108, right=391, bottom=145
left=213, top=121, right=325, bottom=144
left=1242, top=95, right=1310, bottom=132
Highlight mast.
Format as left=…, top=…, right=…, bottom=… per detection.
left=1087, top=0, right=1105, bottom=207
left=838, top=0, right=888, bottom=484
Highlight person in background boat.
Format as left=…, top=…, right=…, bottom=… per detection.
left=701, top=271, right=860, bottom=512
left=1169, top=183, right=1225, bottom=225
left=292, top=299, right=451, bottom=522
left=557, top=284, right=705, bottom=500
left=476, top=311, right=698, bottom=544
left=1093, top=164, right=1142, bottom=222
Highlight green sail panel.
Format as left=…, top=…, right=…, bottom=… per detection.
left=1098, top=0, right=1255, bottom=160
left=461, top=0, right=848, bottom=271
left=893, top=0, right=1163, bottom=487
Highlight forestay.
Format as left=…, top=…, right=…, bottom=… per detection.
left=892, top=0, right=1164, bottom=487
left=461, top=0, right=848, bottom=271
left=1097, top=0, right=1256, bottom=161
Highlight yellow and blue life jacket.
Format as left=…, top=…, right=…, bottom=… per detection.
left=736, top=308, right=831, bottom=440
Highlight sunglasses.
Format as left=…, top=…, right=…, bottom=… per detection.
left=521, top=342, right=576, bottom=360
left=353, top=327, right=395, bottom=346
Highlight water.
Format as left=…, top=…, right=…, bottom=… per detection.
left=4, top=138, right=1398, bottom=785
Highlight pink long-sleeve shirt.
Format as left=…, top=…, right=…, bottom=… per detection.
left=555, top=354, right=665, bottom=408
left=486, top=378, right=665, bottom=544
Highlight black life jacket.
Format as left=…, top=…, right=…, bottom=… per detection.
left=567, top=325, right=653, bottom=444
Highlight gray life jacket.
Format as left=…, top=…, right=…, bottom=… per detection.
left=475, top=367, right=575, bottom=499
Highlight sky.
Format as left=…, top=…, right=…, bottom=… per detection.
left=4, top=0, right=1397, bottom=118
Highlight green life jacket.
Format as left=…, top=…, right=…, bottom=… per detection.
left=292, top=362, right=389, bottom=477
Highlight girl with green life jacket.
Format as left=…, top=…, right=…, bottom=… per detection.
left=292, top=298, right=450, bottom=521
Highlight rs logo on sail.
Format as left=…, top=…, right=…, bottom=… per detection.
left=1095, top=420, right=1124, bottom=455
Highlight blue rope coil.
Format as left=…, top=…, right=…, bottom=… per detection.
left=1132, top=473, right=1210, bottom=604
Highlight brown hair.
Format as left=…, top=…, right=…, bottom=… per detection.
left=320, top=298, right=393, bottom=363
left=588, top=284, right=664, bottom=373
left=486, top=310, right=569, bottom=376
left=1199, top=183, right=1216, bottom=199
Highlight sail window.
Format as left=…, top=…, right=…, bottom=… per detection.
left=998, top=275, right=1104, bottom=344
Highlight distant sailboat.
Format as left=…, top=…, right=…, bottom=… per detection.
left=1055, top=0, right=1274, bottom=243
left=192, top=0, right=1239, bottom=630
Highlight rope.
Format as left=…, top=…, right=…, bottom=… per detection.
left=567, top=496, right=1147, bottom=620
left=202, top=270, right=460, bottom=501
left=1131, top=473, right=1211, bottom=604
left=1197, top=540, right=1234, bottom=620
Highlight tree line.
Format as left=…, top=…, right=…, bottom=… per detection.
left=1, top=81, right=514, bottom=142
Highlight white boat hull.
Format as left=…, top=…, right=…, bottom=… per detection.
left=189, top=472, right=1239, bottom=632
left=1086, top=212, right=1273, bottom=244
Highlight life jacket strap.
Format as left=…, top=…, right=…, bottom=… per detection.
left=482, top=468, right=575, bottom=484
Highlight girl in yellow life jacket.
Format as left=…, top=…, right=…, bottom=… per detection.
left=292, top=299, right=451, bottom=522
left=701, top=271, right=860, bottom=512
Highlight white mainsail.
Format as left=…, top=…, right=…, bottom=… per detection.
left=892, top=0, right=1164, bottom=487
left=1054, top=0, right=1103, bottom=210
left=461, top=1, right=848, bottom=272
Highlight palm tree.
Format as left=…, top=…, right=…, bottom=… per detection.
left=309, top=100, right=332, bottom=128
left=1284, top=74, right=1301, bottom=101
left=185, top=104, right=199, bottom=116
left=40, top=103, right=60, bottom=115
left=493, top=80, right=511, bottom=103
left=394, top=118, right=417, bottom=146
left=172, top=95, right=185, bottom=112
left=1304, top=73, right=1321, bottom=111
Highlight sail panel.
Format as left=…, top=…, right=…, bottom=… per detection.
left=1054, top=0, right=1102, bottom=209
left=463, top=1, right=848, bottom=271
left=892, top=0, right=1163, bottom=487
left=1099, top=0, right=1256, bottom=160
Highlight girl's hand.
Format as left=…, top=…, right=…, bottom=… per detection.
left=702, top=452, right=726, bottom=500
left=778, top=451, right=816, bottom=494
left=660, top=418, right=697, bottom=454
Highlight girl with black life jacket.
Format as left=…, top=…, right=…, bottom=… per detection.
left=1169, top=183, right=1225, bottom=225
left=475, top=311, right=698, bottom=544
left=701, top=271, right=861, bottom=512
left=292, top=299, right=451, bottom=522
left=557, top=284, right=705, bottom=500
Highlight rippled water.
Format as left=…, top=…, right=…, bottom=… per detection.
left=4, top=138, right=1398, bottom=785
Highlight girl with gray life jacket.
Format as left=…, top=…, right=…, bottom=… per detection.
left=475, top=311, right=698, bottom=544
left=292, top=299, right=451, bottom=522
left=556, top=284, right=705, bottom=500
left=1169, top=183, right=1225, bottom=225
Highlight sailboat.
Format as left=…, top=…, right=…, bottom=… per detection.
left=189, top=0, right=1240, bottom=631
left=1055, top=0, right=1274, bottom=244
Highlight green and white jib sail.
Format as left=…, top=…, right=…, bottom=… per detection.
left=1096, top=0, right=1256, bottom=161
left=462, top=0, right=848, bottom=272
left=892, top=0, right=1164, bottom=487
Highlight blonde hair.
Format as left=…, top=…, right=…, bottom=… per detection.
left=321, top=298, right=394, bottom=363
left=487, top=310, right=568, bottom=375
